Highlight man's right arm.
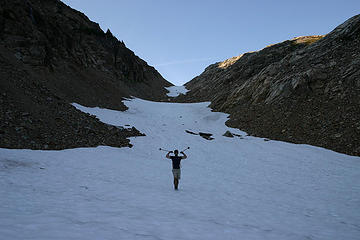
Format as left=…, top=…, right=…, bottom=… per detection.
left=166, top=151, right=173, bottom=159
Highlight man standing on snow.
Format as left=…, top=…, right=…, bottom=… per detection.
left=166, top=150, right=187, bottom=190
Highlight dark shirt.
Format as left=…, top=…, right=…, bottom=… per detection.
left=170, top=156, right=183, bottom=169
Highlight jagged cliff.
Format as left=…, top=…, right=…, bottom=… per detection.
left=0, top=0, right=172, bottom=149
left=178, top=15, right=360, bottom=156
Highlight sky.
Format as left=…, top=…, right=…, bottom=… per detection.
left=62, top=0, right=360, bottom=85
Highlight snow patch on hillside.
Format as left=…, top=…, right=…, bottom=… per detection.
left=165, top=85, right=188, bottom=97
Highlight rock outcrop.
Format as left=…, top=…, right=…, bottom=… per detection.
left=178, top=15, right=360, bottom=156
left=0, top=0, right=171, bottom=149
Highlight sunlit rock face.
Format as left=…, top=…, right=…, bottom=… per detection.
left=177, top=15, right=360, bottom=156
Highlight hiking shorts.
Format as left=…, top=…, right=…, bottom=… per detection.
left=172, top=169, right=181, bottom=179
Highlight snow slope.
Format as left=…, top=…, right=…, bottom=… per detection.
left=165, top=85, right=188, bottom=97
left=1, top=88, right=360, bottom=239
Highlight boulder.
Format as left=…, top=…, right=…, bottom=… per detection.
left=223, top=131, right=234, bottom=137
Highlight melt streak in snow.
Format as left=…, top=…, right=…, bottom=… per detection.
left=1, top=88, right=360, bottom=239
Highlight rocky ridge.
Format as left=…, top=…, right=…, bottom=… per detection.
left=177, top=15, right=360, bottom=156
left=0, top=0, right=171, bottom=149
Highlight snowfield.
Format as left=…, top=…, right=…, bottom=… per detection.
left=1, top=87, right=360, bottom=240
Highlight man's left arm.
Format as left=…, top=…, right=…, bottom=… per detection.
left=180, top=152, right=187, bottom=159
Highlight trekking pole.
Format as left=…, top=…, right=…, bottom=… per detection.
left=159, top=148, right=171, bottom=152
left=181, top=147, right=190, bottom=152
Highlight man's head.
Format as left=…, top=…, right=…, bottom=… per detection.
left=174, top=149, right=179, bottom=156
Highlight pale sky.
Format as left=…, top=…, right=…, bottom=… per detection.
left=62, top=0, right=359, bottom=85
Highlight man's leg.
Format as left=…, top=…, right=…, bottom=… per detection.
left=174, top=178, right=179, bottom=190
left=172, top=169, right=180, bottom=190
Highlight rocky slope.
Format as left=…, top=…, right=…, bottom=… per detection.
left=0, top=0, right=171, bottom=149
left=177, top=15, right=360, bottom=156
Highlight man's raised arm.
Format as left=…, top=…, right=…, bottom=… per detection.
left=166, top=151, right=173, bottom=159
left=180, top=152, right=187, bottom=159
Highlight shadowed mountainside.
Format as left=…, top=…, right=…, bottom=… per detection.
left=0, top=0, right=172, bottom=149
